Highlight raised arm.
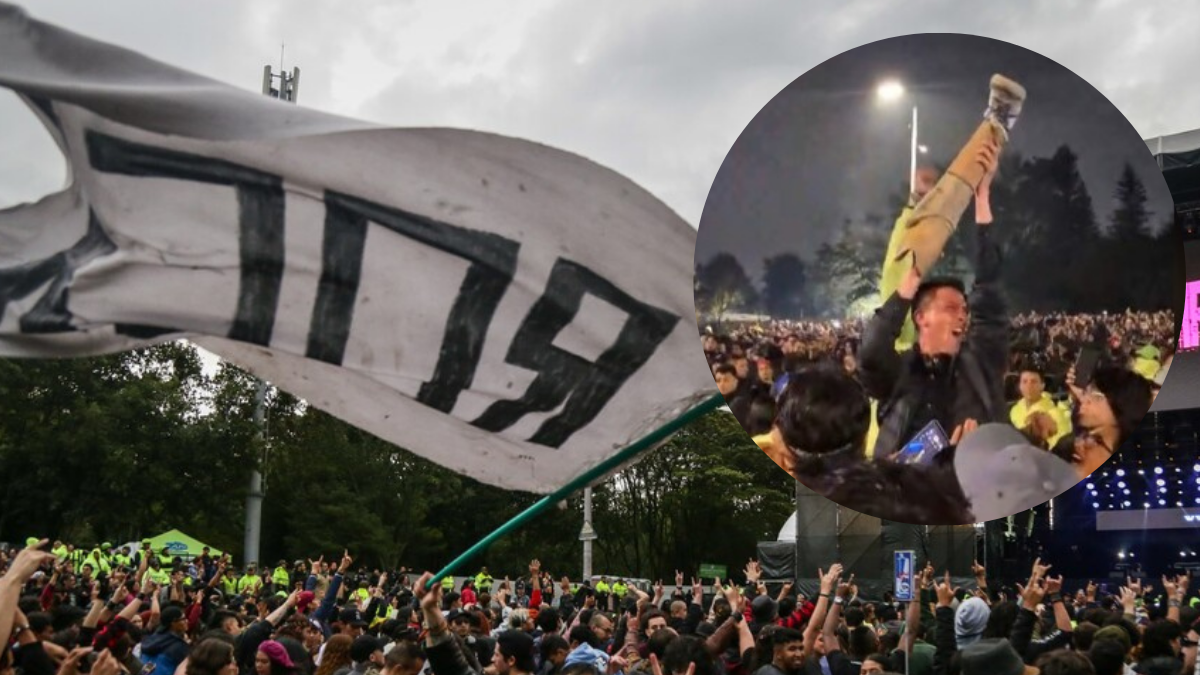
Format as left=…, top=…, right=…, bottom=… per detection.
left=804, top=565, right=841, bottom=659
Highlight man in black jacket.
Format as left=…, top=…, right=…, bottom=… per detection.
left=859, top=138, right=1008, bottom=460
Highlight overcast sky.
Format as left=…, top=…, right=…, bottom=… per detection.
left=1, top=1, right=1198, bottom=247
left=694, top=33, right=1178, bottom=274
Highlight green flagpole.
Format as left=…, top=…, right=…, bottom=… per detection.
left=427, top=391, right=727, bottom=588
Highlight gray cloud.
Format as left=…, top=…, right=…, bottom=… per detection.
left=0, top=0, right=1196, bottom=232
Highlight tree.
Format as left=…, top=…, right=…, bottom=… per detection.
left=1110, top=163, right=1152, bottom=241
left=762, top=253, right=810, bottom=319
left=696, top=253, right=759, bottom=317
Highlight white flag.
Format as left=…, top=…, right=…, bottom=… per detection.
left=0, top=4, right=714, bottom=494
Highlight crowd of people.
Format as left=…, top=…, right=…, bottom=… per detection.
left=3, top=539, right=1198, bottom=675
left=702, top=307, right=1169, bottom=523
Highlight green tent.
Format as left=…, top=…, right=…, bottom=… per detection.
left=144, top=529, right=223, bottom=560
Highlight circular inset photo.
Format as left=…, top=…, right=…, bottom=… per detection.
left=695, top=34, right=1180, bottom=525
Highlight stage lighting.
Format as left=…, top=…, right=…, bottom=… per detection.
left=1178, top=501, right=1184, bottom=507
left=1194, top=463, right=1200, bottom=472
left=1161, top=487, right=1168, bottom=493
left=1139, top=469, right=1145, bottom=475
left=1087, top=482, right=1095, bottom=490
left=1158, top=478, right=1167, bottom=486
left=1118, top=469, right=1126, bottom=477
left=1118, top=481, right=1127, bottom=488
left=1090, top=490, right=1098, bottom=496
left=1160, top=499, right=1168, bottom=505
left=1119, top=551, right=1126, bottom=559
left=1125, top=500, right=1132, bottom=507
left=1156, top=467, right=1164, bottom=475
left=1093, top=502, right=1100, bottom=508
left=1124, top=489, right=1131, bottom=495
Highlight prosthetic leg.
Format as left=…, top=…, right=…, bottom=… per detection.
left=893, top=74, right=1026, bottom=273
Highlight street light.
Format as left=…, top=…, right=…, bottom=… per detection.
left=876, top=80, right=919, bottom=200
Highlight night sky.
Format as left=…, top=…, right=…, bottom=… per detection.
left=694, top=33, right=1175, bottom=280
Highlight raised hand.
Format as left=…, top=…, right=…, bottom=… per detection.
left=743, top=559, right=761, bottom=584
left=1031, top=558, right=1052, bottom=583
left=1126, top=577, right=1143, bottom=597
left=837, top=575, right=854, bottom=599
left=1119, top=586, right=1137, bottom=612
left=529, top=559, right=541, bottom=577
left=5, top=540, right=56, bottom=581
left=691, top=577, right=703, bottom=597
left=1017, top=578, right=1046, bottom=609
left=971, top=560, right=986, bottom=579
left=780, top=581, right=794, bottom=597
left=674, top=570, right=684, bottom=587
left=820, top=564, right=843, bottom=595
left=1044, top=575, right=1064, bottom=596
left=935, top=571, right=958, bottom=608
left=338, top=550, right=353, bottom=575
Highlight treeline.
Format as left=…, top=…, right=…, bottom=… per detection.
left=0, top=343, right=791, bottom=579
left=696, top=145, right=1178, bottom=320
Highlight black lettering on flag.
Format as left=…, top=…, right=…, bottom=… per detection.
left=318, top=192, right=520, bottom=415
left=472, top=259, right=679, bottom=447
left=86, top=131, right=286, bottom=346
left=0, top=209, right=117, bottom=332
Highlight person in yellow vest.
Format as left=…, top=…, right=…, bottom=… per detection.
left=272, top=561, right=292, bottom=592
left=112, top=545, right=133, bottom=570
left=612, top=579, right=628, bottom=600
left=1009, top=367, right=1072, bottom=449
left=220, top=567, right=238, bottom=596
left=144, top=558, right=170, bottom=587
left=474, top=568, right=494, bottom=594
left=1132, top=345, right=1161, bottom=381
left=86, top=547, right=111, bottom=575
left=440, top=575, right=455, bottom=592
left=352, top=580, right=371, bottom=606
left=238, top=563, right=263, bottom=596
left=51, top=541, right=68, bottom=560
left=158, top=547, right=175, bottom=568
left=66, top=544, right=87, bottom=573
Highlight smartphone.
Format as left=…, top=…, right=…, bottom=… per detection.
left=1099, top=583, right=1109, bottom=596
left=894, top=420, right=951, bottom=465
left=1074, top=345, right=1103, bottom=389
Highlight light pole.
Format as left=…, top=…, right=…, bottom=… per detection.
left=877, top=81, right=919, bottom=199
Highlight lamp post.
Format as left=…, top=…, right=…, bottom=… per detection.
left=877, top=81, right=919, bottom=199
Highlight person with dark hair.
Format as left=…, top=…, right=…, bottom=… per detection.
left=189, top=637, right=239, bottom=675
left=1087, top=639, right=1126, bottom=675
left=1063, top=364, right=1154, bottom=479
left=860, top=653, right=892, bottom=674
left=753, top=627, right=804, bottom=675
left=1034, top=650, right=1094, bottom=675
left=768, top=364, right=975, bottom=524
left=538, top=635, right=569, bottom=675
left=1138, top=620, right=1184, bottom=673
left=495, top=631, right=538, bottom=675
left=858, top=137, right=1007, bottom=460
left=141, top=605, right=191, bottom=675
left=381, top=642, right=424, bottom=675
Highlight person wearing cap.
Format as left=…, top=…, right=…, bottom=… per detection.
left=240, top=563, right=264, bottom=597
left=475, top=568, right=494, bottom=595
left=859, top=141, right=1007, bottom=460
left=141, top=605, right=191, bottom=675
left=349, top=635, right=387, bottom=675
left=336, top=608, right=369, bottom=639
left=273, top=561, right=292, bottom=593
left=256, top=639, right=299, bottom=675
left=957, top=638, right=1038, bottom=675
